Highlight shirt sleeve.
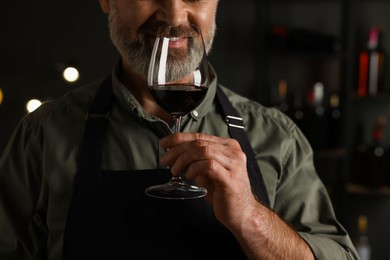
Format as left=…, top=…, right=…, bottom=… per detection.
left=273, top=123, right=359, bottom=260
left=0, top=118, right=47, bottom=259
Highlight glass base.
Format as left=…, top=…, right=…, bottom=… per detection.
left=145, top=178, right=207, bottom=200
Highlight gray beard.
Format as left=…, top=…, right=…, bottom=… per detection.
left=107, top=3, right=215, bottom=82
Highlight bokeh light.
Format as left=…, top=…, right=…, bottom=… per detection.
left=0, top=88, right=3, bottom=105
left=26, top=99, right=42, bottom=113
left=63, top=67, right=80, bottom=83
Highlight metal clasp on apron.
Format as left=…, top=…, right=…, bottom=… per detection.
left=225, top=115, right=244, bottom=129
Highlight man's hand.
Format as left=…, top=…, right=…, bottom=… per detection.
left=159, top=132, right=314, bottom=260
left=159, top=132, right=258, bottom=231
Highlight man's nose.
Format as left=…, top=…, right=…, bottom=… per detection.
left=156, top=0, right=189, bottom=27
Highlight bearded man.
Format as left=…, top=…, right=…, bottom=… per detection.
left=0, top=0, right=358, bottom=259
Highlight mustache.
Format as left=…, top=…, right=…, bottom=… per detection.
left=139, top=22, right=199, bottom=39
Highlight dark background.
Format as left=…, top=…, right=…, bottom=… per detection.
left=0, top=0, right=260, bottom=152
left=1, top=1, right=390, bottom=259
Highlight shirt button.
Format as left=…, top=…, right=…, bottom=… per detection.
left=192, top=110, right=199, bottom=117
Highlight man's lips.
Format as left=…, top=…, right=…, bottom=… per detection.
left=166, top=37, right=188, bottom=48
left=147, top=34, right=188, bottom=47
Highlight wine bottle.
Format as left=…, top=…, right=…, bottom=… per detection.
left=352, top=123, right=368, bottom=185
left=292, top=87, right=305, bottom=129
left=327, top=93, right=342, bottom=148
left=357, top=27, right=385, bottom=97
left=306, top=82, right=328, bottom=150
left=355, top=215, right=371, bottom=260
left=366, top=114, right=388, bottom=187
left=353, top=115, right=388, bottom=187
left=273, top=79, right=290, bottom=114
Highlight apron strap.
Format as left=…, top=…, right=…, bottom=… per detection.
left=78, top=75, right=113, bottom=176
left=216, top=87, right=270, bottom=206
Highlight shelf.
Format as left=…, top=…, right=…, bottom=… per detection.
left=349, top=0, right=390, bottom=3
left=260, top=0, right=390, bottom=193
left=314, top=147, right=347, bottom=158
left=256, top=1, right=390, bottom=258
left=346, top=183, right=390, bottom=196
left=266, top=0, right=390, bottom=3
left=350, top=94, right=390, bottom=102
left=264, top=0, right=340, bottom=3
left=266, top=49, right=346, bottom=59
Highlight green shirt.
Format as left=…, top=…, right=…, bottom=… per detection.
left=0, top=65, right=358, bottom=259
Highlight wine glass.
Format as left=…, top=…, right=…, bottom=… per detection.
left=145, top=28, right=209, bottom=200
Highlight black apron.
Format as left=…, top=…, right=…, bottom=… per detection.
left=63, top=76, right=270, bottom=260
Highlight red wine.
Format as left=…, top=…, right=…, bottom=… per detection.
left=149, top=84, right=208, bottom=116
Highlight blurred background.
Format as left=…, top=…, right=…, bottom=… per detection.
left=1, top=0, right=390, bottom=259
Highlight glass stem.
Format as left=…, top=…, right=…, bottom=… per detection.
left=173, top=115, right=182, bottom=134
left=171, top=115, right=183, bottom=182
